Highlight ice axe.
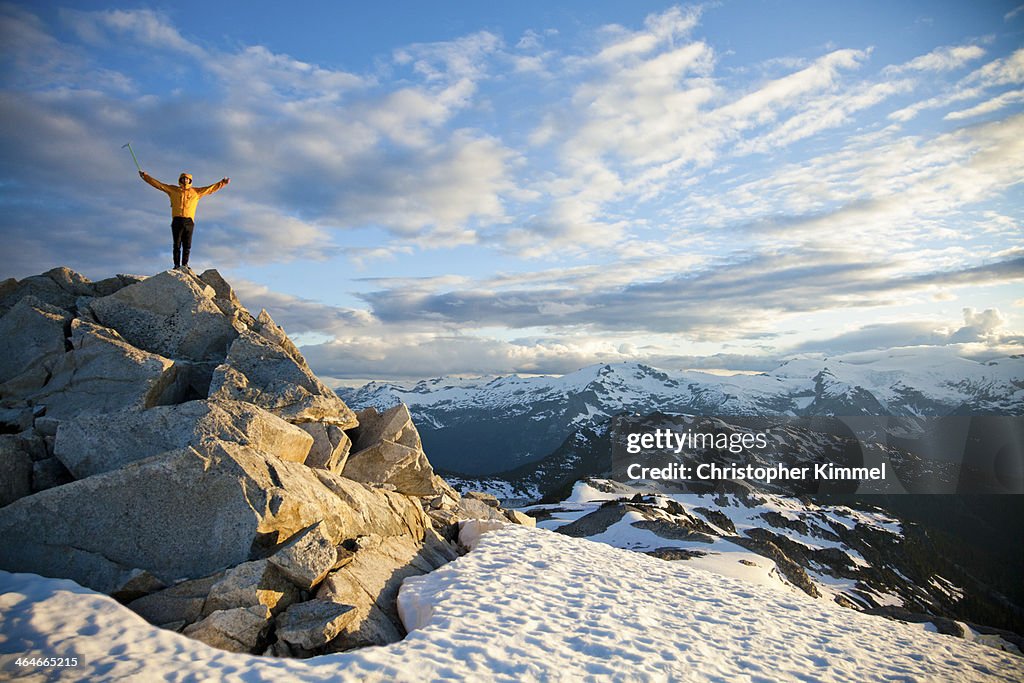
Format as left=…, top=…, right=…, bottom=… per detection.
left=122, top=142, right=142, bottom=173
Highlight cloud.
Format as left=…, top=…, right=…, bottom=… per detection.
left=1, top=6, right=70, bottom=86
left=394, top=31, right=502, bottom=82
left=232, top=279, right=377, bottom=336
left=303, top=335, right=788, bottom=382
left=6, top=5, right=1021, bottom=277
left=236, top=274, right=1023, bottom=381
left=889, top=47, right=1024, bottom=122
left=949, top=307, right=1008, bottom=343
left=506, top=11, right=883, bottom=260
left=968, top=47, right=1024, bottom=86
left=283, top=309, right=788, bottom=381
left=945, top=89, right=1024, bottom=120
left=511, top=9, right=910, bottom=260
left=592, top=6, right=701, bottom=64
left=65, top=8, right=205, bottom=59
left=786, top=307, right=1019, bottom=356
left=355, top=250, right=1024, bottom=339
left=0, top=7, right=524, bottom=277
left=209, top=45, right=368, bottom=105
left=718, top=49, right=869, bottom=126
left=302, top=334, right=633, bottom=380
left=692, top=112, right=1024, bottom=264
left=571, top=40, right=718, bottom=166
left=511, top=29, right=559, bottom=75
left=886, top=44, right=985, bottom=73
left=191, top=203, right=340, bottom=267
left=738, top=79, right=913, bottom=154
left=788, top=322, right=953, bottom=355
left=337, top=130, right=518, bottom=244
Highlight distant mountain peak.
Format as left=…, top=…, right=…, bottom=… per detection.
left=339, top=351, right=1023, bottom=475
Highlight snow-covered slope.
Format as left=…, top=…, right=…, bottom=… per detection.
left=510, top=480, right=1024, bottom=655
left=1, top=523, right=1020, bottom=682
left=340, top=350, right=1024, bottom=474
left=527, top=482, right=936, bottom=610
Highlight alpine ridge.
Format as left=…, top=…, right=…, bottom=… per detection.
left=341, top=354, right=1024, bottom=474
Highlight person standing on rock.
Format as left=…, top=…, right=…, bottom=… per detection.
left=139, top=170, right=230, bottom=272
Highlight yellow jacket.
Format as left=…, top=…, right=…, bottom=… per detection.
left=141, top=172, right=228, bottom=219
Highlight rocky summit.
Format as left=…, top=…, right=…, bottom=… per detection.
left=0, top=266, right=533, bottom=657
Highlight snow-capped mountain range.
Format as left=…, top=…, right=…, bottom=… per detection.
left=340, top=348, right=1023, bottom=475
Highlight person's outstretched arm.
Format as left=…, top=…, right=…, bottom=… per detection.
left=196, top=177, right=230, bottom=197
left=139, top=171, right=176, bottom=194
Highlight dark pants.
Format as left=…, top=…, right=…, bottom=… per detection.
left=171, top=216, right=195, bottom=268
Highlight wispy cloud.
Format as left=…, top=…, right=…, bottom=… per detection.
left=885, top=44, right=986, bottom=73
left=65, top=8, right=206, bottom=59
left=945, top=89, right=1024, bottom=120
left=889, top=47, right=1024, bottom=122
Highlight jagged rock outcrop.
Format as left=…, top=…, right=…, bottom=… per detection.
left=297, top=422, right=352, bottom=474
left=14, top=319, right=186, bottom=419
left=183, top=604, right=272, bottom=653
left=202, top=559, right=301, bottom=617
left=0, top=297, right=70, bottom=386
left=86, top=270, right=240, bottom=364
left=0, top=438, right=435, bottom=594
left=267, top=522, right=343, bottom=590
left=127, top=574, right=225, bottom=627
left=0, top=266, right=534, bottom=658
left=0, top=267, right=143, bottom=317
left=276, top=600, right=357, bottom=652
left=344, top=404, right=454, bottom=497
left=209, top=329, right=357, bottom=427
left=0, top=437, right=33, bottom=506
left=316, top=529, right=459, bottom=650
left=53, top=399, right=314, bottom=479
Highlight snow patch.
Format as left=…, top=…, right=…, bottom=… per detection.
left=1, top=527, right=1020, bottom=681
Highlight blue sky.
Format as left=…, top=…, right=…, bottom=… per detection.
left=1, top=1, right=1022, bottom=383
